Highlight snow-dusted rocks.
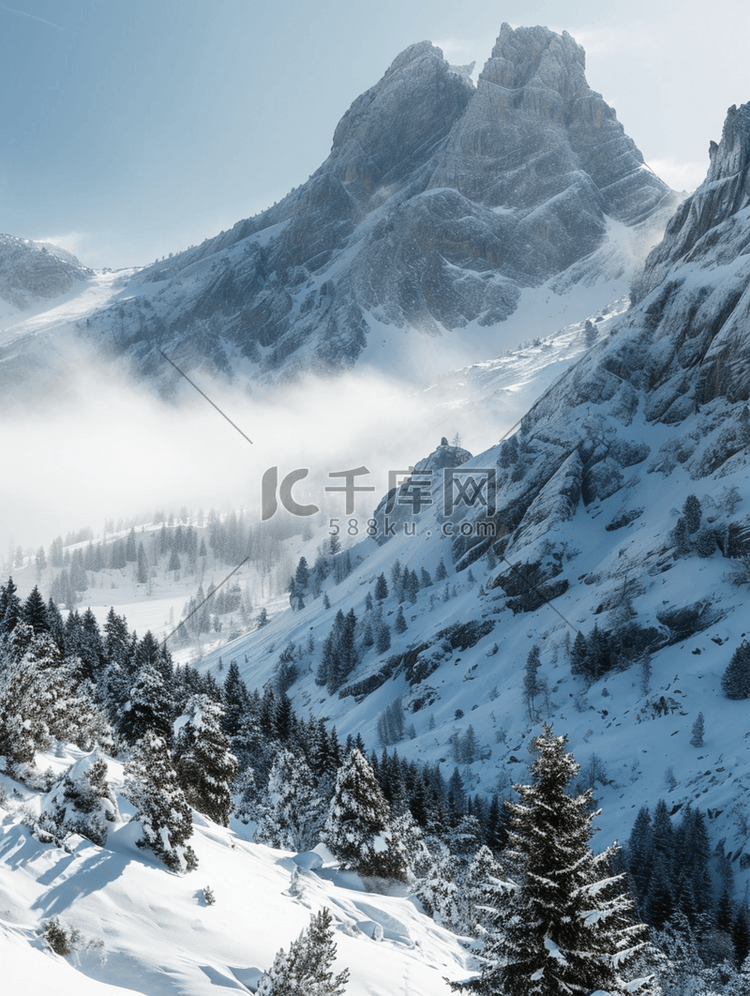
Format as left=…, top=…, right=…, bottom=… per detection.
left=0, top=234, right=92, bottom=313
left=60, top=26, right=676, bottom=387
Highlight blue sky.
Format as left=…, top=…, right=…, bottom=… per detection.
left=2, top=0, right=748, bottom=269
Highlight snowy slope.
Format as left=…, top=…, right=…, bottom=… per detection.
left=190, top=100, right=750, bottom=872
left=0, top=750, right=467, bottom=996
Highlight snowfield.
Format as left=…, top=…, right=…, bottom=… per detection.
left=1, top=750, right=467, bottom=995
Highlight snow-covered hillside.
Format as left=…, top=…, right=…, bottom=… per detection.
left=1, top=747, right=467, bottom=995
left=3, top=35, right=750, bottom=996
left=189, top=96, right=750, bottom=879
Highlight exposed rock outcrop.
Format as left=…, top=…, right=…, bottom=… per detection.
left=0, top=235, right=91, bottom=311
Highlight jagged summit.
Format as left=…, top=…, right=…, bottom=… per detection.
left=47, top=24, right=675, bottom=387
left=428, top=23, right=670, bottom=230
left=634, top=100, right=750, bottom=300
left=327, top=40, right=474, bottom=200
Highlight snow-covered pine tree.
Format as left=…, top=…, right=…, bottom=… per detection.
left=722, top=641, right=750, bottom=699
left=374, top=572, right=388, bottom=600
left=257, top=906, right=349, bottom=996
left=0, top=628, right=112, bottom=768
left=222, top=660, right=251, bottom=739
left=690, top=711, right=705, bottom=747
left=124, top=729, right=197, bottom=873
left=47, top=753, right=119, bottom=846
left=523, top=644, right=541, bottom=720
left=323, top=748, right=406, bottom=881
left=394, top=606, right=407, bottom=634
left=254, top=747, right=325, bottom=850
left=0, top=576, right=22, bottom=636
left=118, top=632, right=174, bottom=744
left=21, top=585, right=49, bottom=635
left=459, top=725, right=649, bottom=996
left=175, top=694, right=238, bottom=826
left=454, top=844, right=509, bottom=939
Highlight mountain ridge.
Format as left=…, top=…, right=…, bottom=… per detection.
left=0, top=25, right=678, bottom=395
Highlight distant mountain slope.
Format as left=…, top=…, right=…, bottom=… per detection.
left=73, top=24, right=676, bottom=385
left=0, top=234, right=92, bottom=318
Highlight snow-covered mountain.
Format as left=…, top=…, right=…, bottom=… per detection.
left=4, top=32, right=750, bottom=996
left=0, top=25, right=677, bottom=397
left=191, top=96, right=750, bottom=873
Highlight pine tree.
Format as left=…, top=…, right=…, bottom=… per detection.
left=690, top=711, right=705, bottom=747
left=394, top=606, right=407, bottom=634
left=175, top=695, right=238, bottom=826
left=324, top=748, right=406, bottom=881
left=374, top=572, right=388, bottom=600
left=722, top=641, right=750, bottom=699
left=0, top=629, right=112, bottom=765
left=295, top=556, right=310, bottom=589
left=683, top=494, right=702, bottom=534
left=375, top=622, right=391, bottom=654
left=626, top=806, right=653, bottom=912
left=258, top=907, right=349, bottom=996
left=461, top=844, right=507, bottom=938
left=523, top=644, right=541, bottom=720
left=125, top=729, right=197, bottom=873
left=569, top=630, right=588, bottom=676
left=118, top=633, right=173, bottom=744
left=462, top=726, right=648, bottom=996
left=255, top=748, right=325, bottom=850
left=21, top=586, right=49, bottom=635
left=0, top=576, right=21, bottom=636
left=223, top=660, right=250, bottom=739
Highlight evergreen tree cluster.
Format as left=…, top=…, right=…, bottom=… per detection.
left=40, top=512, right=299, bottom=610
left=224, top=653, right=508, bottom=868
left=0, top=576, right=238, bottom=871
left=10, top=573, right=721, bottom=994
left=625, top=799, right=750, bottom=967
left=671, top=494, right=718, bottom=559
left=570, top=617, right=662, bottom=682
left=316, top=608, right=358, bottom=692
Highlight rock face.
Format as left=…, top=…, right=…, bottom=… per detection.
left=0, top=234, right=91, bottom=311
left=450, top=100, right=750, bottom=574
left=634, top=102, right=750, bottom=299
left=77, top=25, right=677, bottom=384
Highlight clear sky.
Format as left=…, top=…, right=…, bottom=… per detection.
left=2, top=0, right=749, bottom=269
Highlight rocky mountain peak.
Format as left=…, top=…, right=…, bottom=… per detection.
left=485, top=22, right=585, bottom=95
left=1, top=27, right=680, bottom=393
left=428, top=23, right=672, bottom=229
left=707, top=101, right=750, bottom=184
left=633, top=100, right=750, bottom=303
left=328, top=41, right=474, bottom=200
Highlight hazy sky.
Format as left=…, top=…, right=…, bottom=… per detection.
left=2, top=0, right=748, bottom=269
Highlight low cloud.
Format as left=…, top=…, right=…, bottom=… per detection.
left=0, top=341, right=498, bottom=560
